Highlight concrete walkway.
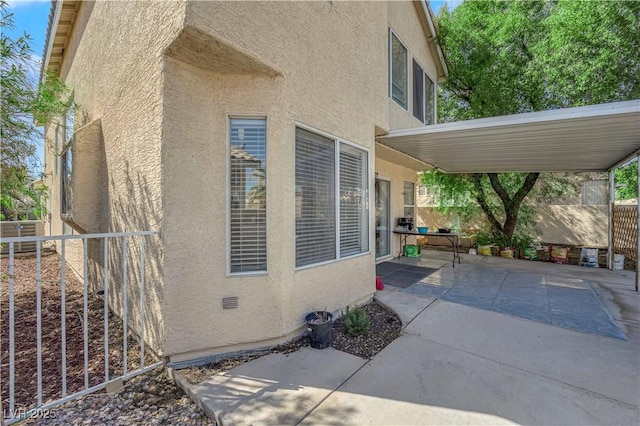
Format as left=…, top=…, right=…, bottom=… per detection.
left=175, top=255, right=639, bottom=425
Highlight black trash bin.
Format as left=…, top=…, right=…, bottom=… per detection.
left=305, top=311, right=333, bottom=349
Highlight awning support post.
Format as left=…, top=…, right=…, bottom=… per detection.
left=636, top=155, right=639, bottom=291
left=608, top=169, right=615, bottom=270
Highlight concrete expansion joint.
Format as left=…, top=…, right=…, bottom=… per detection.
left=295, top=357, right=371, bottom=426
left=418, top=336, right=639, bottom=410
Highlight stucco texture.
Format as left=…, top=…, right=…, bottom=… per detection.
left=44, top=1, right=443, bottom=361
left=44, top=1, right=187, bottom=354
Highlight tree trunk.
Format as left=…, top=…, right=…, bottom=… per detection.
left=475, top=172, right=540, bottom=243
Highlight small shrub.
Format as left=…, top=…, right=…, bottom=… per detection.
left=475, top=230, right=493, bottom=246
left=342, top=306, right=370, bottom=337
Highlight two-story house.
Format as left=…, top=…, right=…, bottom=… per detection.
left=43, top=0, right=446, bottom=365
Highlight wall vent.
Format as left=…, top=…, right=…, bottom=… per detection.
left=222, top=297, right=239, bottom=310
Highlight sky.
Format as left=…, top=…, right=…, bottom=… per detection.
left=5, top=0, right=53, bottom=174
left=5, top=0, right=50, bottom=63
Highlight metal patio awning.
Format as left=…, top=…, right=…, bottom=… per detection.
left=377, top=100, right=640, bottom=173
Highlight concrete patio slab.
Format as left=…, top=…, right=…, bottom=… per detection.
left=374, top=290, right=434, bottom=328
left=404, top=301, right=640, bottom=407
left=302, top=332, right=637, bottom=426
left=405, top=282, right=450, bottom=299
left=389, top=253, right=626, bottom=339
left=175, top=347, right=366, bottom=425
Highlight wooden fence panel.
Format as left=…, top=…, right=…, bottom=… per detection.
left=612, top=205, right=638, bottom=261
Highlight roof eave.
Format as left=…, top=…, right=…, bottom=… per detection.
left=40, top=0, right=62, bottom=81
left=421, top=0, right=448, bottom=81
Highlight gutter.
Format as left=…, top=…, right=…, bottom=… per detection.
left=40, top=0, right=62, bottom=81
left=421, top=0, right=448, bottom=81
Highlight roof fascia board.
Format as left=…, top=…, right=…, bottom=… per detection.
left=381, top=100, right=640, bottom=138
left=421, top=0, right=448, bottom=79
left=608, top=149, right=640, bottom=172
left=41, top=0, right=63, bottom=81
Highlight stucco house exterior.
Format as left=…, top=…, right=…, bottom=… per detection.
left=42, top=0, right=446, bottom=365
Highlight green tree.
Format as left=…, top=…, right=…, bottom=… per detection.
left=615, top=159, right=638, bottom=201
left=0, top=1, right=71, bottom=220
left=428, top=0, right=639, bottom=242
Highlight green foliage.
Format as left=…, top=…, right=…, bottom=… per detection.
left=427, top=0, right=637, bottom=240
left=474, top=230, right=493, bottom=246
left=615, top=160, right=638, bottom=201
left=436, top=0, right=639, bottom=121
left=0, top=1, right=71, bottom=221
left=421, top=170, right=581, bottom=240
left=342, top=306, right=370, bottom=337
left=512, top=233, right=534, bottom=250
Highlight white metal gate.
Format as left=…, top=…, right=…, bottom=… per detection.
left=1, top=231, right=162, bottom=424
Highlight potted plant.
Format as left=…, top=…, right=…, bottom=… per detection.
left=513, top=233, right=534, bottom=260
left=305, top=309, right=333, bottom=349
left=475, top=230, right=493, bottom=256
left=494, top=233, right=516, bottom=259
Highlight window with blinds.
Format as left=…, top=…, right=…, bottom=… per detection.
left=340, top=143, right=369, bottom=257
left=295, top=127, right=369, bottom=268
left=229, top=118, right=267, bottom=274
left=295, top=128, right=336, bottom=267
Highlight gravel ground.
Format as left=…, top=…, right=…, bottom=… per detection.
left=1, top=251, right=152, bottom=414
left=331, top=301, right=402, bottom=359
left=3, top=253, right=400, bottom=423
left=1, top=252, right=195, bottom=425
left=182, top=300, right=403, bottom=387
left=21, top=367, right=213, bottom=425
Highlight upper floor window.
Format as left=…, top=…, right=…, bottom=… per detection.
left=389, top=30, right=408, bottom=110
left=413, top=60, right=436, bottom=125
left=229, top=118, right=267, bottom=274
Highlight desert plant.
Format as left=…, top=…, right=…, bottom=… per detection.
left=342, top=306, right=370, bottom=337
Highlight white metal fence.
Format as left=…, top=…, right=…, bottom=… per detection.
left=1, top=231, right=161, bottom=424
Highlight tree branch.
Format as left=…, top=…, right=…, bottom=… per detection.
left=471, top=173, right=503, bottom=233
left=488, top=173, right=512, bottom=207
left=512, top=172, right=540, bottom=206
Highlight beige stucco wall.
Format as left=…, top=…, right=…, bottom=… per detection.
left=416, top=206, right=609, bottom=247
left=161, top=0, right=395, bottom=361
left=44, top=1, right=187, bottom=354
left=44, top=1, right=442, bottom=362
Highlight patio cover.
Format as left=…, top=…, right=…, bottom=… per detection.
left=377, top=100, right=640, bottom=173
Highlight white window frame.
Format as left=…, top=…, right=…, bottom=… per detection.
left=294, top=122, right=371, bottom=271
left=389, top=28, right=409, bottom=110
left=412, top=58, right=437, bottom=125
left=226, top=114, right=269, bottom=277
left=403, top=181, right=415, bottom=220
